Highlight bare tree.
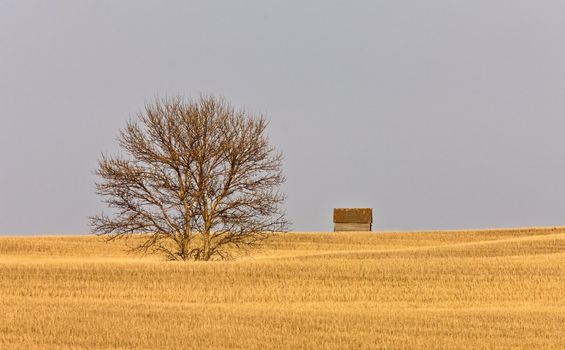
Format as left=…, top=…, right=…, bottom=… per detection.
left=91, top=96, right=288, bottom=261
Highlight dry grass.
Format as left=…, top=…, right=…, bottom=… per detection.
left=1, top=227, right=565, bottom=349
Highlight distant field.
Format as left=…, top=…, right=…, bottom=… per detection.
left=1, top=227, right=565, bottom=349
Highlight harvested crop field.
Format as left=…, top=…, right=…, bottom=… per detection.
left=1, top=227, right=565, bottom=349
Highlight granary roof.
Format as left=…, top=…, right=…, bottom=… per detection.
left=333, top=208, right=372, bottom=224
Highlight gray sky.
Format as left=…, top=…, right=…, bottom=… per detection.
left=1, top=1, right=565, bottom=234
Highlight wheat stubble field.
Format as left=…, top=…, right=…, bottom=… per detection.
left=1, top=227, right=565, bottom=349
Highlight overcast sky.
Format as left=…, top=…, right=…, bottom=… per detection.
left=1, top=1, right=565, bottom=234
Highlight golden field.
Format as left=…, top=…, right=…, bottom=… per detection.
left=1, top=227, right=565, bottom=349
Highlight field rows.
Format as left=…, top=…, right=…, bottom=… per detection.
left=1, top=228, right=564, bottom=349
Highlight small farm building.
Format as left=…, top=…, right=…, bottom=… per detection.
left=333, top=208, right=373, bottom=232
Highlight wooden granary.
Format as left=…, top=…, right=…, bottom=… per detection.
left=333, top=208, right=373, bottom=232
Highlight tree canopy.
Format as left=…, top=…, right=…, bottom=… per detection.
left=91, top=96, right=288, bottom=261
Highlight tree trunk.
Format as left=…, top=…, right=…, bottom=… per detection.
left=202, top=230, right=211, bottom=261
